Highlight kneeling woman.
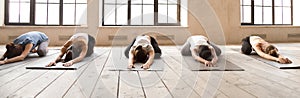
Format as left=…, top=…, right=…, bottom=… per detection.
left=181, top=35, right=221, bottom=67
left=47, top=33, right=95, bottom=67
left=0, top=31, right=49, bottom=65
left=241, top=36, right=292, bottom=64
left=124, top=35, right=162, bottom=69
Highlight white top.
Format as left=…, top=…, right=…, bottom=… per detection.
left=70, top=33, right=89, bottom=42
left=188, top=35, right=210, bottom=51
left=133, top=35, right=154, bottom=52
left=249, top=36, right=269, bottom=52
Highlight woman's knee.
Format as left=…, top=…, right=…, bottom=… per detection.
left=37, top=49, right=47, bottom=57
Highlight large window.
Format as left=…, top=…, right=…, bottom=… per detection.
left=102, top=0, right=181, bottom=26
left=240, top=0, right=293, bottom=25
left=5, top=0, right=87, bottom=26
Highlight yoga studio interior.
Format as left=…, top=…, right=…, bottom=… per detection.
left=1, top=0, right=300, bottom=97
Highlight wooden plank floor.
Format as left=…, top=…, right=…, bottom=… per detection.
left=1, top=44, right=300, bottom=98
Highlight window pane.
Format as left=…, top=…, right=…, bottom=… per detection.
left=20, top=0, right=30, bottom=3
left=263, top=7, right=272, bottom=24
left=104, top=5, right=116, bottom=25
left=254, top=7, right=262, bottom=24
left=282, top=0, right=291, bottom=6
left=244, top=6, right=252, bottom=23
left=116, top=5, right=128, bottom=25
left=131, top=0, right=142, bottom=4
left=144, top=0, right=154, bottom=4
left=274, top=0, right=282, bottom=6
left=274, top=7, right=283, bottom=24
left=263, top=0, right=272, bottom=6
left=117, top=0, right=128, bottom=4
left=243, top=0, right=251, bottom=5
left=158, top=5, right=167, bottom=23
left=76, top=0, right=87, bottom=3
left=64, top=0, right=75, bottom=3
left=254, top=0, right=262, bottom=6
left=158, top=0, right=167, bottom=4
left=104, top=0, right=116, bottom=4
left=168, top=5, right=177, bottom=23
left=169, top=0, right=178, bottom=4
left=131, top=5, right=142, bottom=25
left=283, top=7, right=291, bottom=24
left=9, top=3, right=20, bottom=23
left=48, top=4, right=60, bottom=25
left=35, top=4, right=47, bottom=24
left=143, top=5, right=154, bottom=25
left=76, top=4, right=87, bottom=25
left=36, top=0, right=47, bottom=3
left=20, top=3, right=30, bottom=23
left=20, top=0, right=30, bottom=23
left=48, top=0, right=60, bottom=3
left=63, top=4, right=75, bottom=25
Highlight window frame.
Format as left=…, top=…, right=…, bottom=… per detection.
left=4, top=0, right=87, bottom=26
left=240, top=0, right=293, bottom=25
left=102, top=0, right=181, bottom=26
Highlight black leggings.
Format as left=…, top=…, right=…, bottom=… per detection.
left=241, top=36, right=252, bottom=55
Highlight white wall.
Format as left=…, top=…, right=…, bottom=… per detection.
left=0, top=0, right=4, bottom=26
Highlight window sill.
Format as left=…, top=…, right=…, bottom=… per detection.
left=241, top=25, right=300, bottom=28
left=2, top=25, right=88, bottom=28
left=99, top=26, right=189, bottom=28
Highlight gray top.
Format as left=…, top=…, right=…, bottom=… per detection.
left=13, top=31, right=48, bottom=51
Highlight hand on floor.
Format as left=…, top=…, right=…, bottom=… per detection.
left=46, top=62, right=56, bottom=67
left=277, top=58, right=292, bottom=64
left=63, top=61, right=73, bottom=67
left=0, top=61, right=5, bottom=65
left=205, top=61, right=214, bottom=67
left=141, top=64, right=150, bottom=69
left=128, top=64, right=135, bottom=69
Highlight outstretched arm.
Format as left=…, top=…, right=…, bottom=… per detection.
left=253, top=45, right=279, bottom=62
left=128, top=47, right=135, bottom=68
left=0, top=52, right=8, bottom=60
left=47, top=40, right=72, bottom=66
left=142, top=50, right=155, bottom=69
left=209, top=46, right=218, bottom=65
left=0, top=44, right=32, bottom=65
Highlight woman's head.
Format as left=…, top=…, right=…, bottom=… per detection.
left=265, top=45, right=279, bottom=57
left=134, top=46, right=148, bottom=63
left=198, top=45, right=212, bottom=60
left=5, top=43, right=24, bottom=59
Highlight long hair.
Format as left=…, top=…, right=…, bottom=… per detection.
left=265, top=45, right=279, bottom=57
left=5, top=43, right=24, bottom=59
left=134, top=46, right=148, bottom=63
left=198, top=45, right=212, bottom=60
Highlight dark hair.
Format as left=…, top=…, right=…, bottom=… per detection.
left=64, top=49, right=73, bottom=63
left=241, top=36, right=252, bottom=55
left=134, top=46, right=148, bottom=63
left=198, top=45, right=212, bottom=60
left=64, top=45, right=81, bottom=62
left=265, top=45, right=279, bottom=57
left=5, top=43, right=24, bottom=59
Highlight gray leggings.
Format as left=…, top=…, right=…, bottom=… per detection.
left=181, top=41, right=221, bottom=57
left=37, top=40, right=49, bottom=57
